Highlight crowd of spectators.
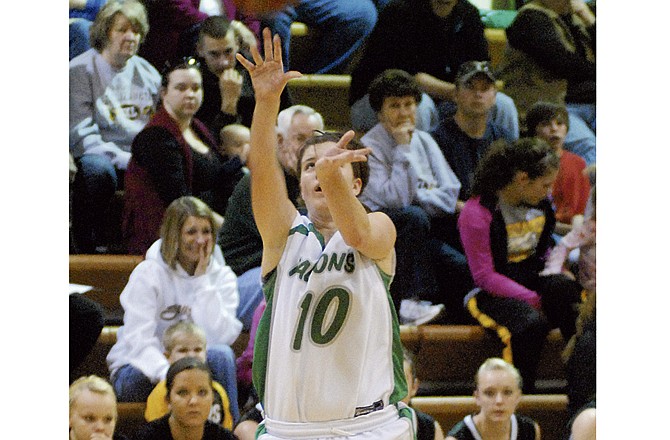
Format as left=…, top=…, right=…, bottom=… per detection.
left=70, top=0, right=596, bottom=438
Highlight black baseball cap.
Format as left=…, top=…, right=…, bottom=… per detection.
left=455, top=61, right=496, bottom=85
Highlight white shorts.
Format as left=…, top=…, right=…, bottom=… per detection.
left=257, top=404, right=416, bottom=440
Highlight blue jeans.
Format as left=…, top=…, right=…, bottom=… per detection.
left=112, top=345, right=240, bottom=422
left=235, top=267, right=264, bottom=332
left=70, top=18, right=92, bottom=60
left=72, top=154, right=121, bottom=253
left=382, top=206, right=438, bottom=312
left=350, top=91, right=519, bottom=138
left=263, top=0, right=378, bottom=73
left=564, top=110, right=596, bottom=165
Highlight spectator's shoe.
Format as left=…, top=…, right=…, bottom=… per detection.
left=399, top=299, right=445, bottom=326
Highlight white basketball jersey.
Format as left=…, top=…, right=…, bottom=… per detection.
left=253, top=213, right=407, bottom=423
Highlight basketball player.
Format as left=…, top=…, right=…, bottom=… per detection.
left=235, top=28, right=416, bottom=439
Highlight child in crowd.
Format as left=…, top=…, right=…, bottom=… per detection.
left=541, top=165, right=596, bottom=294
left=526, top=101, right=591, bottom=235
left=144, top=322, right=233, bottom=430
left=402, top=348, right=445, bottom=440
left=446, top=358, right=540, bottom=440
left=69, top=375, right=128, bottom=440
left=218, top=124, right=251, bottom=169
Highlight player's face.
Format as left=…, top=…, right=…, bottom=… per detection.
left=379, top=96, right=417, bottom=132
left=168, top=369, right=214, bottom=428
left=299, top=142, right=358, bottom=213
left=103, top=13, right=141, bottom=66
left=278, top=113, right=322, bottom=175
left=455, top=77, right=497, bottom=117
left=534, top=117, right=568, bottom=152
left=167, top=332, right=207, bottom=363
left=198, top=32, right=239, bottom=76
left=474, top=369, right=522, bottom=423
left=70, top=389, right=117, bottom=440
left=161, top=68, right=203, bottom=121
left=177, top=216, right=213, bottom=268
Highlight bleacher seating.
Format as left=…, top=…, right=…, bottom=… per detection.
left=72, top=324, right=566, bottom=397
left=411, top=394, right=569, bottom=440
left=70, top=254, right=144, bottom=324
left=401, top=325, right=567, bottom=395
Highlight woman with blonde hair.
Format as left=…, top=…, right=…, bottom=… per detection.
left=107, top=196, right=242, bottom=422
left=446, top=358, right=540, bottom=440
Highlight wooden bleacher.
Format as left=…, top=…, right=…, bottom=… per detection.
left=412, top=394, right=569, bottom=440
left=70, top=254, right=144, bottom=324
left=402, top=325, right=567, bottom=395
left=71, top=323, right=566, bottom=398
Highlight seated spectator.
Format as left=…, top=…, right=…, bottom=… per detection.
left=541, top=165, right=596, bottom=293
left=497, top=0, right=596, bottom=164
left=145, top=322, right=233, bottom=430
left=70, top=0, right=161, bottom=253
left=359, top=69, right=473, bottom=325
left=69, top=375, right=128, bottom=440
left=134, top=358, right=236, bottom=440
left=217, top=105, right=324, bottom=330
left=107, top=196, right=242, bottom=423
left=458, top=138, right=582, bottom=392
left=217, top=123, right=251, bottom=168
left=138, top=0, right=261, bottom=72
left=195, top=16, right=290, bottom=142
left=262, top=0, right=378, bottom=73
left=526, top=101, right=590, bottom=235
left=122, top=57, right=245, bottom=255
left=69, top=0, right=108, bottom=60
left=231, top=299, right=266, bottom=440
left=69, top=294, right=105, bottom=382
left=431, top=61, right=517, bottom=202
left=349, top=0, right=519, bottom=136
left=402, top=348, right=445, bottom=440
left=445, top=358, right=541, bottom=440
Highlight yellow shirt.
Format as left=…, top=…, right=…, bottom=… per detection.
left=144, top=379, right=233, bottom=430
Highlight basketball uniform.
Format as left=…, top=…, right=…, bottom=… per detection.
left=253, top=213, right=414, bottom=439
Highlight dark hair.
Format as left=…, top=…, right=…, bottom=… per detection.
left=198, top=15, right=232, bottom=44
left=160, top=56, right=201, bottom=88
left=165, top=357, right=213, bottom=399
left=470, top=137, right=560, bottom=197
left=525, top=101, right=570, bottom=136
left=368, top=69, right=422, bottom=113
left=296, top=132, right=370, bottom=193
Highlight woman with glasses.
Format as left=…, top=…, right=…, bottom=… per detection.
left=107, top=196, right=243, bottom=422
left=457, top=137, right=582, bottom=394
left=122, top=57, right=245, bottom=256
left=69, top=0, right=161, bottom=253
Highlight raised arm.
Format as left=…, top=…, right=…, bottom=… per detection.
left=236, top=28, right=302, bottom=274
left=315, top=133, right=396, bottom=269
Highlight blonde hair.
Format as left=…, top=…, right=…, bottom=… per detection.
left=476, top=357, right=523, bottom=390
left=159, top=196, right=219, bottom=270
left=90, top=0, right=149, bottom=52
left=163, top=321, right=207, bottom=354
left=69, top=375, right=117, bottom=412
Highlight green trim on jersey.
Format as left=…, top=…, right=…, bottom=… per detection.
left=397, top=404, right=418, bottom=440
left=252, top=270, right=278, bottom=406
left=288, top=223, right=325, bottom=248
left=379, top=268, right=409, bottom=405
